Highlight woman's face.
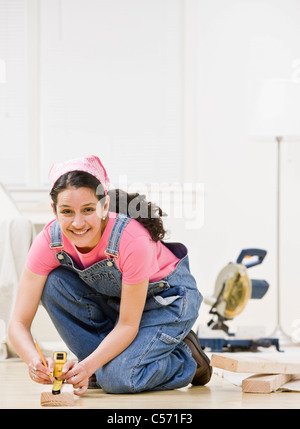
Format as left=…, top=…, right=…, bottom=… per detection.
left=53, top=186, right=109, bottom=252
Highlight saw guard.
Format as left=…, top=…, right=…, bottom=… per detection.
left=213, top=263, right=252, bottom=319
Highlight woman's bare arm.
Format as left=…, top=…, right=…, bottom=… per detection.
left=8, top=267, right=54, bottom=382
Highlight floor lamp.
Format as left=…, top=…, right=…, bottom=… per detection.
left=249, top=78, right=300, bottom=346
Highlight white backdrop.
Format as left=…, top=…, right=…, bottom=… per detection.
left=1, top=0, right=300, bottom=340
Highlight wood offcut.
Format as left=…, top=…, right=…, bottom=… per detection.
left=40, top=391, right=74, bottom=406
left=210, top=353, right=300, bottom=374
left=211, top=353, right=300, bottom=394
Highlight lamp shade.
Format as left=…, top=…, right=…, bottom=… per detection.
left=248, top=78, right=300, bottom=141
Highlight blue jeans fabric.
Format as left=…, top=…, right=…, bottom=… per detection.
left=41, top=215, right=202, bottom=393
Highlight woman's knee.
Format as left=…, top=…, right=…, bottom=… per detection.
left=97, top=353, right=169, bottom=394
left=97, top=364, right=132, bottom=393
left=41, top=267, right=84, bottom=305
left=41, top=268, right=61, bottom=303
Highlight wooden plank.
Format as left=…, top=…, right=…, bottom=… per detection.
left=40, top=383, right=75, bottom=407
left=211, top=353, right=300, bottom=375
left=242, top=373, right=294, bottom=393
left=40, top=391, right=74, bottom=406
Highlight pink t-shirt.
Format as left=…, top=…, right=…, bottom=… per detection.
left=26, top=212, right=180, bottom=284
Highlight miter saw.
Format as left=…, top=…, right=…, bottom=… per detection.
left=198, top=249, right=281, bottom=352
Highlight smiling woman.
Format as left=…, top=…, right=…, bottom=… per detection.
left=53, top=187, right=108, bottom=253
left=8, top=155, right=211, bottom=396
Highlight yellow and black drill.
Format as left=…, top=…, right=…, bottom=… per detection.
left=52, top=351, right=67, bottom=395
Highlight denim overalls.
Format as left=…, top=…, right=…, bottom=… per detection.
left=41, top=213, right=202, bottom=393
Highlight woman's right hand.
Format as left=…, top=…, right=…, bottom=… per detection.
left=28, top=356, right=55, bottom=384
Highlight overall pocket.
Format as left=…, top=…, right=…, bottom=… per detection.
left=80, top=272, right=122, bottom=298
left=144, top=284, right=187, bottom=323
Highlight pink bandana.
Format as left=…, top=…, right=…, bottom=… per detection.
left=48, top=155, right=110, bottom=194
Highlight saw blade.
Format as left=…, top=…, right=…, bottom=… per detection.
left=214, top=263, right=251, bottom=319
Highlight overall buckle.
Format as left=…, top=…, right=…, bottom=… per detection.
left=104, top=249, right=119, bottom=259
left=49, top=244, right=64, bottom=251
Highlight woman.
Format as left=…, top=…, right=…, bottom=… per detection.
left=8, top=155, right=211, bottom=395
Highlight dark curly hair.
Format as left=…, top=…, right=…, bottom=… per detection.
left=50, top=171, right=167, bottom=242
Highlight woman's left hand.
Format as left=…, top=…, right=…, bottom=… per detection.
left=59, top=360, right=90, bottom=396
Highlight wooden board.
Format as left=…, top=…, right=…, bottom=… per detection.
left=242, top=373, right=294, bottom=393
left=41, top=391, right=74, bottom=406
left=40, top=384, right=75, bottom=407
left=211, top=353, right=300, bottom=375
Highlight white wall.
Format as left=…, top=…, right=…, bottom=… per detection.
left=141, top=0, right=300, bottom=339
left=190, top=0, right=300, bottom=337
left=2, top=0, right=300, bottom=341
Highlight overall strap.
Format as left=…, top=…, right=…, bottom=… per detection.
left=105, top=213, right=131, bottom=259
left=50, top=220, right=64, bottom=250
left=49, top=215, right=130, bottom=259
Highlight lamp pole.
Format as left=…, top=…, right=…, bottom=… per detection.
left=270, top=136, right=292, bottom=344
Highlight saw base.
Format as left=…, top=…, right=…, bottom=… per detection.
left=199, top=336, right=281, bottom=353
